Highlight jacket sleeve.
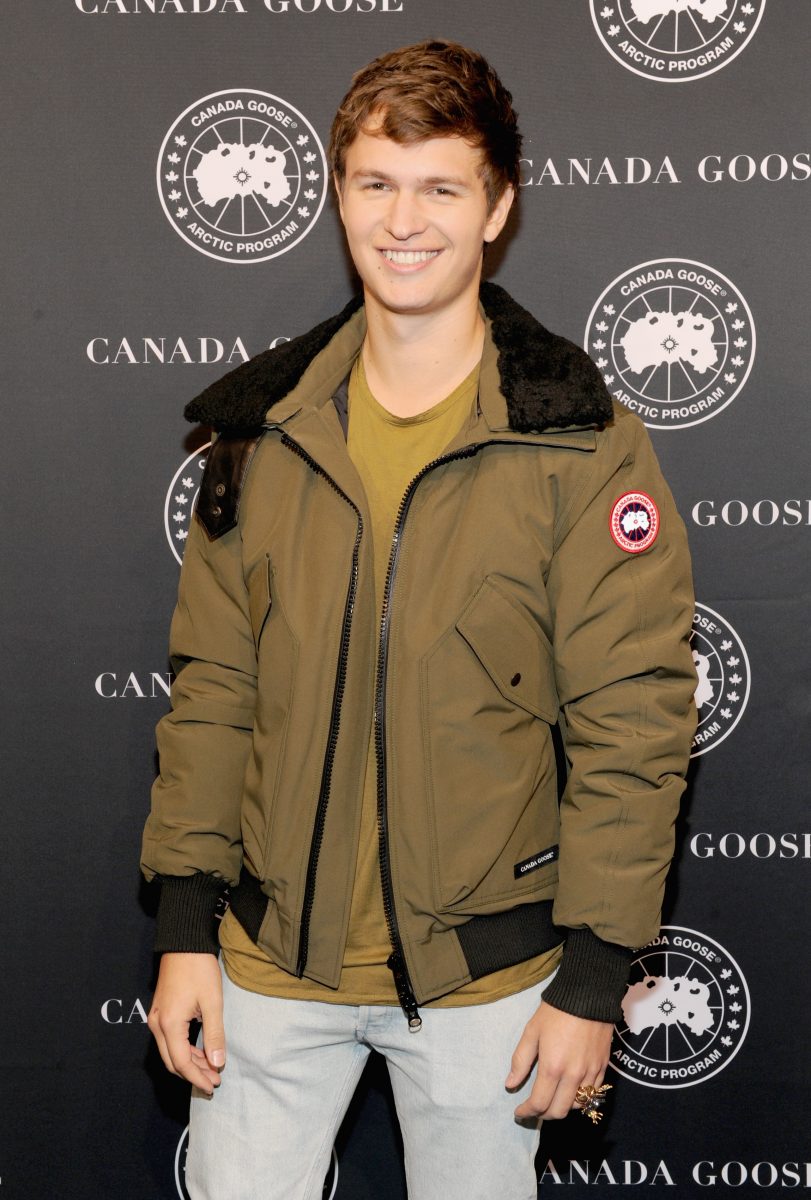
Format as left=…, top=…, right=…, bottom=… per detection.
left=141, top=499, right=258, bottom=954
left=541, top=410, right=697, bottom=1022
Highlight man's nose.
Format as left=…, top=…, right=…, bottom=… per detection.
left=384, top=190, right=427, bottom=241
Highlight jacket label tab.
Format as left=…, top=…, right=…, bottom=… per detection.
left=514, top=845, right=559, bottom=879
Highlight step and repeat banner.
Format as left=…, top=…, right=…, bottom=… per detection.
left=4, top=2, right=809, bottom=1197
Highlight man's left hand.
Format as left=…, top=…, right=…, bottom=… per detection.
left=506, top=1002, right=614, bottom=1121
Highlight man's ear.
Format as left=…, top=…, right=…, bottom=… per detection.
left=483, top=184, right=515, bottom=244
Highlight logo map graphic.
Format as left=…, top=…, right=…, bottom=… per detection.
left=165, top=444, right=211, bottom=564
left=611, top=926, right=750, bottom=1089
left=590, top=0, right=766, bottom=82
left=691, top=602, right=750, bottom=757
left=610, top=491, right=660, bottom=553
left=158, top=90, right=327, bottom=263
left=585, top=258, right=756, bottom=429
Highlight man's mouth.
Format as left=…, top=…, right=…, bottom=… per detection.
left=380, top=249, right=441, bottom=265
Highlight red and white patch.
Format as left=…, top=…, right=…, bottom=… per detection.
left=610, top=492, right=659, bottom=554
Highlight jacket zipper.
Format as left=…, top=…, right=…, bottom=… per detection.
left=279, top=432, right=364, bottom=978
left=376, top=443, right=483, bottom=1030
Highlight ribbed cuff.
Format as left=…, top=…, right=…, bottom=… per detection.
left=154, top=874, right=226, bottom=955
left=542, top=928, right=634, bottom=1023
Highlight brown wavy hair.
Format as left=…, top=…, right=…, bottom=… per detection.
left=329, top=39, right=521, bottom=211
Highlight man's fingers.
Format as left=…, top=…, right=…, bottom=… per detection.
left=505, top=1020, right=540, bottom=1088
left=163, top=1020, right=221, bottom=1093
left=149, top=1002, right=221, bottom=1094
left=147, top=1011, right=179, bottom=1078
left=515, top=1069, right=579, bottom=1120
left=200, top=1001, right=226, bottom=1071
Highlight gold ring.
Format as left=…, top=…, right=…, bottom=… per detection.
left=574, top=1083, right=612, bottom=1125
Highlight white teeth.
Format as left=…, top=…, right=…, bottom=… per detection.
left=382, top=250, right=439, bottom=264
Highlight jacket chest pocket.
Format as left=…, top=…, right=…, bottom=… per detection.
left=455, top=577, right=559, bottom=724
left=421, top=576, right=560, bottom=913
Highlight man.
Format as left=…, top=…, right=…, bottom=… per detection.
left=142, top=40, right=696, bottom=1200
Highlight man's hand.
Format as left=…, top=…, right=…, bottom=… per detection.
left=506, top=1002, right=613, bottom=1121
left=148, top=952, right=225, bottom=1096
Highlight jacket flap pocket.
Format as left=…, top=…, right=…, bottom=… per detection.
left=456, top=578, right=559, bottom=723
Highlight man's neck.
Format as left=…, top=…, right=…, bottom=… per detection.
left=361, top=290, right=485, bottom=418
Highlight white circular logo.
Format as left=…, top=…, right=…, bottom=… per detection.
left=610, top=491, right=660, bottom=553
left=157, top=89, right=328, bottom=263
left=590, top=0, right=766, bottom=83
left=164, top=443, right=211, bottom=564
left=175, top=1128, right=338, bottom=1198
left=585, top=258, right=755, bottom=429
left=611, top=926, right=750, bottom=1089
left=691, top=602, right=750, bottom=757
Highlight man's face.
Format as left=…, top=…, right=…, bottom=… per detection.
left=336, top=127, right=513, bottom=319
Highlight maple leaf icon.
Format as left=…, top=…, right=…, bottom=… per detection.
left=182, top=477, right=193, bottom=488
left=721, top=640, right=732, bottom=651
left=297, top=134, right=309, bottom=146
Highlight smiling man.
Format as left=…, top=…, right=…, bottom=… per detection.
left=142, top=40, right=697, bottom=1200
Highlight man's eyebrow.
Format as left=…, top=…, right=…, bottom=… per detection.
left=350, top=169, right=472, bottom=188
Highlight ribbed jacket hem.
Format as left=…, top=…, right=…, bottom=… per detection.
left=154, top=874, right=226, bottom=955
left=542, top=927, right=634, bottom=1022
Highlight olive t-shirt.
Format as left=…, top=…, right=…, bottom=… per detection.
left=220, top=354, right=561, bottom=1004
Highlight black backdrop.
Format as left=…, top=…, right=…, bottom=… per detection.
left=4, top=2, right=810, bottom=1196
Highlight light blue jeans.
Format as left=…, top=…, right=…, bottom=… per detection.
left=185, top=965, right=553, bottom=1200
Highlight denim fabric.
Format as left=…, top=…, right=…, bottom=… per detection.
left=185, top=966, right=554, bottom=1200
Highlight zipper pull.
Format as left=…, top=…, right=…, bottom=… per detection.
left=387, top=952, right=422, bottom=1032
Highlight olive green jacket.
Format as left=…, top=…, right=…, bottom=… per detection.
left=141, top=283, right=697, bottom=1022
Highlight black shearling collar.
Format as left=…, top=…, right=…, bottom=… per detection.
left=185, top=281, right=612, bottom=435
